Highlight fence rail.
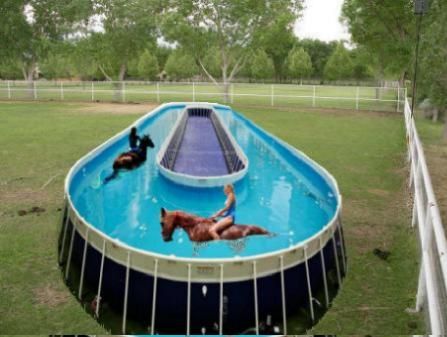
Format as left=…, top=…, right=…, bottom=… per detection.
left=405, top=97, right=447, bottom=334
left=0, top=80, right=404, bottom=112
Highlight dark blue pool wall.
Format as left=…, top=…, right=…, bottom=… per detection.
left=62, top=218, right=346, bottom=334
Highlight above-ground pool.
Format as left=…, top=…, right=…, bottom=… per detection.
left=58, top=102, right=346, bottom=334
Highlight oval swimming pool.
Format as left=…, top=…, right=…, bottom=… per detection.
left=59, top=102, right=346, bottom=334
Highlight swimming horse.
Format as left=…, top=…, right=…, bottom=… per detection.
left=104, top=134, right=155, bottom=182
left=160, top=208, right=270, bottom=242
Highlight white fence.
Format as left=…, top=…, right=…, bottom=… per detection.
left=405, top=97, right=447, bottom=334
left=0, top=80, right=403, bottom=112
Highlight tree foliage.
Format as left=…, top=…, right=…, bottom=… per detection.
left=342, top=0, right=415, bottom=82
left=298, top=39, right=337, bottom=78
left=162, top=0, right=303, bottom=99
left=250, top=50, right=274, bottom=80
left=287, top=47, right=312, bottom=80
left=91, top=0, right=160, bottom=81
left=324, top=43, right=354, bottom=81
left=0, top=0, right=93, bottom=81
left=137, top=49, right=159, bottom=80
left=418, top=0, right=447, bottom=137
left=164, top=51, right=198, bottom=80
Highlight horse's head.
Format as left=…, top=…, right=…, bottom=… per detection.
left=141, top=134, right=155, bottom=149
left=160, top=207, right=177, bottom=242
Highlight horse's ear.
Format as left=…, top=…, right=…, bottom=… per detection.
left=161, top=207, right=166, bottom=217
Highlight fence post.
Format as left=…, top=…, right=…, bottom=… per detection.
left=33, top=81, right=37, bottom=100
left=192, top=82, right=195, bottom=102
left=356, top=87, right=359, bottom=110
left=7, top=80, right=11, bottom=99
left=122, top=81, right=126, bottom=103
left=312, top=85, right=316, bottom=107
left=91, top=82, right=94, bottom=102
left=156, top=82, right=160, bottom=103
left=271, top=84, right=274, bottom=106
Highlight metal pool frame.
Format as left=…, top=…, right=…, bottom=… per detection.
left=58, top=102, right=346, bottom=334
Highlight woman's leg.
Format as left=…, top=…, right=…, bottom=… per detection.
left=209, top=216, right=233, bottom=240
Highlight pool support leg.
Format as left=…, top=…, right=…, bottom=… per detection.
left=58, top=205, right=70, bottom=264
left=319, top=237, right=330, bottom=308
left=186, top=263, right=192, bottom=336
left=219, top=264, right=224, bottom=335
left=65, top=225, right=76, bottom=280
left=150, top=259, right=159, bottom=334
left=332, top=231, right=342, bottom=286
left=337, top=222, right=347, bottom=274
left=78, top=229, right=89, bottom=299
left=122, top=251, right=130, bottom=334
left=304, top=246, right=315, bottom=322
left=253, top=261, right=259, bottom=335
left=279, top=255, right=287, bottom=334
left=95, top=239, right=106, bottom=318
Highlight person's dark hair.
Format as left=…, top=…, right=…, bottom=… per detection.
left=130, top=127, right=137, bottom=135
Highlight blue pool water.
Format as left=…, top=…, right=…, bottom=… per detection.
left=69, top=105, right=338, bottom=259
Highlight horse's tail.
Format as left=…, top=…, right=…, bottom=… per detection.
left=103, top=170, right=118, bottom=184
left=247, top=225, right=271, bottom=236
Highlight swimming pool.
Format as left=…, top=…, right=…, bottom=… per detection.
left=59, top=102, right=346, bottom=334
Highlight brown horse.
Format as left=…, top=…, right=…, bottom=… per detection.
left=160, top=208, right=270, bottom=242
left=104, top=134, right=155, bottom=182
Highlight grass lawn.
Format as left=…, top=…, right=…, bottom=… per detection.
left=0, top=101, right=424, bottom=334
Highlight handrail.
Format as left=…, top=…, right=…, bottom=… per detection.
left=405, top=97, right=447, bottom=334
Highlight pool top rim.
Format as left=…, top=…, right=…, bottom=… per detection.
left=64, top=102, right=342, bottom=265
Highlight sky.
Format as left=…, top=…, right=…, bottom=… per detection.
left=294, top=0, right=351, bottom=42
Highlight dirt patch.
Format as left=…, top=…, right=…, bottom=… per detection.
left=0, top=187, right=50, bottom=205
left=33, top=284, right=70, bottom=308
left=425, top=143, right=447, bottom=230
left=368, top=188, right=390, bottom=197
left=17, top=206, right=46, bottom=216
left=77, top=102, right=159, bottom=115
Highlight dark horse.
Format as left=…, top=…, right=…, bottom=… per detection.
left=160, top=208, right=270, bottom=242
left=104, top=134, right=155, bottom=183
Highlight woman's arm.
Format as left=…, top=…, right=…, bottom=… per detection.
left=212, top=193, right=235, bottom=218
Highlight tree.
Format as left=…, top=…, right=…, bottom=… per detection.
left=257, top=14, right=297, bottom=82
left=299, top=39, right=337, bottom=79
left=90, top=0, right=161, bottom=99
left=162, top=0, right=303, bottom=101
left=137, top=50, right=159, bottom=80
left=350, top=47, right=375, bottom=81
left=341, top=0, right=415, bottom=84
left=39, top=43, right=75, bottom=79
left=164, top=51, right=199, bottom=81
left=287, top=47, right=312, bottom=83
left=0, top=0, right=93, bottom=93
left=419, top=0, right=447, bottom=140
left=250, top=50, right=274, bottom=80
left=324, top=43, right=354, bottom=81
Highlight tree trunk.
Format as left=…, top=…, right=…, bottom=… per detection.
left=25, top=62, right=36, bottom=99
left=432, top=108, right=439, bottom=122
left=223, top=81, right=230, bottom=103
left=443, top=113, right=447, bottom=141
left=113, top=63, right=126, bottom=102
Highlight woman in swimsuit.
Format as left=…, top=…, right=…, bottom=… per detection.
left=209, top=184, right=236, bottom=240
left=129, top=127, right=141, bottom=152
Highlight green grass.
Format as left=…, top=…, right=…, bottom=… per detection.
left=0, top=81, right=401, bottom=112
left=0, top=101, right=424, bottom=334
